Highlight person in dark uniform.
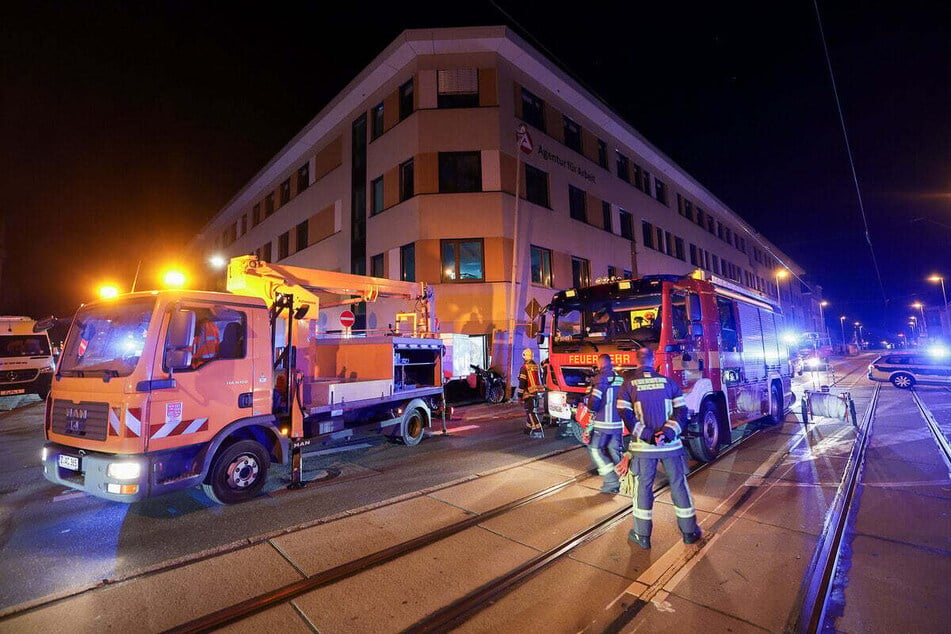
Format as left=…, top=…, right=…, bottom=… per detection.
left=585, top=353, right=627, bottom=493
left=616, top=347, right=701, bottom=549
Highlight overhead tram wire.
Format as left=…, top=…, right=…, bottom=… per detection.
left=813, top=0, right=888, bottom=307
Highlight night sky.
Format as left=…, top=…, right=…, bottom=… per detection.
left=2, top=1, right=948, bottom=343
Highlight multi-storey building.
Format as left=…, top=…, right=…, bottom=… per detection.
left=194, top=26, right=812, bottom=383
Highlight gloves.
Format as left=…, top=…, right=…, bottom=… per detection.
left=655, top=426, right=677, bottom=445
left=581, top=429, right=591, bottom=445
left=615, top=454, right=631, bottom=477
left=639, top=427, right=655, bottom=445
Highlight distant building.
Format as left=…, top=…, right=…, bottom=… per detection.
left=192, top=26, right=812, bottom=382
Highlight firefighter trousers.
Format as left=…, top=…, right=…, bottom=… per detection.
left=630, top=450, right=698, bottom=537
left=588, top=429, right=623, bottom=487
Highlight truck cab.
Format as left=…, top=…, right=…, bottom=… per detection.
left=0, top=316, right=55, bottom=400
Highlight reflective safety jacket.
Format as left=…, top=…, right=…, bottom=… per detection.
left=585, top=370, right=626, bottom=433
left=518, top=360, right=544, bottom=401
left=618, top=369, right=688, bottom=456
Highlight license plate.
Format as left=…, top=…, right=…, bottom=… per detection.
left=0, top=389, right=25, bottom=396
left=58, top=455, right=80, bottom=471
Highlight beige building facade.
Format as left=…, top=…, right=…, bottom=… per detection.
left=195, top=26, right=811, bottom=382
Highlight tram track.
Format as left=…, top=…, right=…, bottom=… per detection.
left=166, top=413, right=795, bottom=633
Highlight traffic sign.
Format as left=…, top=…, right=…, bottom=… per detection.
left=524, top=298, right=542, bottom=320
left=516, top=124, right=533, bottom=154
left=340, top=310, right=355, bottom=329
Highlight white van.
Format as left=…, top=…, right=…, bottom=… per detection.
left=0, top=316, right=55, bottom=399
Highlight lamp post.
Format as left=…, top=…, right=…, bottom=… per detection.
left=854, top=321, right=863, bottom=347
left=818, top=300, right=828, bottom=338
left=928, top=274, right=948, bottom=308
left=911, top=302, right=927, bottom=336
left=839, top=315, right=847, bottom=350
left=775, top=268, right=789, bottom=310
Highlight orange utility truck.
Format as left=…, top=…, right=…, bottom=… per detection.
left=42, top=255, right=445, bottom=504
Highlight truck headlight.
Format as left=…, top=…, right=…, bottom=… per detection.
left=107, top=462, right=141, bottom=480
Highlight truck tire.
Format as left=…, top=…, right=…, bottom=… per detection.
left=202, top=440, right=270, bottom=504
left=688, top=400, right=721, bottom=463
left=399, top=407, right=426, bottom=446
left=769, top=382, right=783, bottom=424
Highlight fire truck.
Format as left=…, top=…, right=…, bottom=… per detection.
left=541, top=271, right=794, bottom=462
left=42, top=255, right=446, bottom=504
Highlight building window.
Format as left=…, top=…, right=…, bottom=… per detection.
left=441, top=239, right=484, bottom=282
left=707, top=215, right=715, bottom=234
left=399, top=78, right=414, bottom=121
left=712, top=254, right=720, bottom=274
left=607, top=265, right=618, bottom=279
left=437, top=68, right=479, bottom=108
left=690, top=244, right=699, bottom=266
left=261, top=242, right=272, bottom=262
left=371, top=176, right=385, bottom=215
left=399, top=158, right=414, bottom=202
left=619, top=209, right=633, bottom=239
left=696, top=207, right=705, bottom=227
left=525, top=164, right=549, bottom=207
left=296, top=221, right=308, bottom=252
left=641, top=169, right=651, bottom=195
left=239, top=214, right=247, bottom=236
left=400, top=242, right=415, bottom=282
left=571, top=257, right=590, bottom=288
left=530, top=245, right=552, bottom=287
left=597, top=139, right=608, bottom=169
left=654, top=178, right=668, bottom=205
left=265, top=193, right=275, bottom=217
left=371, top=102, right=384, bottom=140
left=568, top=185, right=586, bottom=222
left=602, top=201, right=612, bottom=232
left=370, top=253, right=385, bottom=278
left=674, top=237, right=685, bottom=261
left=664, top=231, right=673, bottom=255
left=438, top=151, right=482, bottom=193
left=297, top=162, right=309, bottom=193
left=278, top=232, right=289, bottom=260
left=252, top=203, right=261, bottom=226
left=280, top=178, right=291, bottom=206
left=616, top=152, right=630, bottom=183
left=520, top=87, right=545, bottom=132
left=642, top=221, right=654, bottom=249
left=563, top=116, right=581, bottom=153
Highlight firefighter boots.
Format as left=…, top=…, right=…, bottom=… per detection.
left=628, top=530, right=651, bottom=549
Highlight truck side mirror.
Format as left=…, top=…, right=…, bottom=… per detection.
left=165, top=309, right=196, bottom=371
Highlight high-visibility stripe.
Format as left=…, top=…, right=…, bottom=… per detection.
left=633, top=507, right=653, bottom=520
left=125, top=408, right=142, bottom=438
left=674, top=505, right=696, bottom=518
left=109, top=408, right=121, bottom=437
left=150, top=417, right=209, bottom=440
left=617, top=399, right=631, bottom=409
left=672, top=395, right=686, bottom=408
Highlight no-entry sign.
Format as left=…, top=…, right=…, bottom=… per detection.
left=340, top=310, right=355, bottom=329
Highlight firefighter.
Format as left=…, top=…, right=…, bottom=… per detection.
left=585, top=353, right=626, bottom=493
left=516, top=348, right=545, bottom=436
left=616, top=347, right=701, bottom=549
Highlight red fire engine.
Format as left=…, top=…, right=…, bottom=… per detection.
left=541, top=271, right=794, bottom=461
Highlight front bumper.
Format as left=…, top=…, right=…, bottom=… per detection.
left=42, top=443, right=202, bottom=503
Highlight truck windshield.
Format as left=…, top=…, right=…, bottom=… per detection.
left=551, top=293, right=662, bottom=350
left=0, top=335, right=51, bottom=357
left=58, top=298, right=155, bottom=378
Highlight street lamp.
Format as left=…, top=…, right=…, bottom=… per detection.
left=853, top=321, right=863, bottom=347
left=928, top=274, right=948, bottom=308
left=775, top=269, right=789, bottom=310
left=818, top=300, right=829, bottom=338
left=911, top=302, right=927, bottom=335
left=839, top=315, right=847, bottom=349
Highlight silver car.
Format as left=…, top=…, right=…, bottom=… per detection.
left=867, top=351, right=951, bottom=388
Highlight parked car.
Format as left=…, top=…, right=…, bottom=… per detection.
left=867, top=351, right=951, bottom=388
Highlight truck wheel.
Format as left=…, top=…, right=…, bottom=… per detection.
left=569, top=420, right=585, bottom=444
left=769, top=382, right=783, bottom=424
left=202, top=440, right=269, bottom=504
left=400, top=407, right=426, bottom=446
left=688, top=400, right=721, bottom=462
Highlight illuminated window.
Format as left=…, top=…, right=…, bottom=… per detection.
left=441, top=239, right=484, bottom=282
left=530, top=245, right=552, bottom=287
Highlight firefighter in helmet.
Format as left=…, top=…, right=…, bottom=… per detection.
left=616, top=347, right=701, bottom=549
left=516, top=348, right=545, bottom=435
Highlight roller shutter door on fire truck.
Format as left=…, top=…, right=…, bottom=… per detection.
left=736, top=302, right=766, bottom=381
